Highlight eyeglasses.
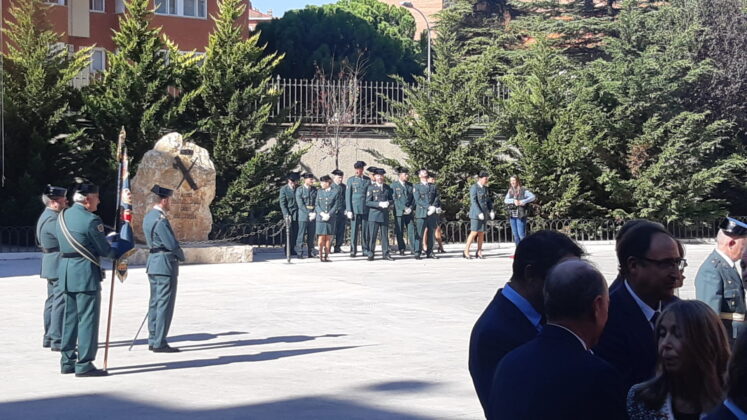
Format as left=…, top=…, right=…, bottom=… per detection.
left=640, top=257, right=688, bottom=271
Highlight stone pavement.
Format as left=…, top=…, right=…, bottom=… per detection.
left=0, top=242, right=712, bottom=419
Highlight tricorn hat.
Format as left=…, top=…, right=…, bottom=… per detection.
left=320, top=175, right=332, bottom=183
left=287, top=171, right=301, bottom=181
left=373, top=168, right=386, bottom=175
left=151, top=184, right=174, bottom=198
left=331, top=169, right=344, bottom=177
left=719, top=217, right=747, bottom=237
left=478, top=170, right=490, bottom=178
left=44, top=185, right=67, bottom=198
left=396, top=167, right=409, bottom=174
left=75, top=183, right=99, bottom=196
left=353, top=161, right=366, bottom=169
left=302, top=173, right=315, bottom=179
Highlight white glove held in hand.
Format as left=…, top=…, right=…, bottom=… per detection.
left=346, top=211, right=353, bottom=219
left=436, top=207, right=443, bottom=214
left=490, top=210, right=495, bottom=220
left=404, top=207, right=412, bottom=215
left=427, top=206, right=436, bottom=216
left=321, top=212, right=330, bottom=221
left=309, top=212, right=316, bottom=221
left=379, top=201, right=390, bottom=209
left=478, top=213, right=485, bottom=221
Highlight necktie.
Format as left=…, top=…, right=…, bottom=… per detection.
left=650, top=311, right=660, bottom=328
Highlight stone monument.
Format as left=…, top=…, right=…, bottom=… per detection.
left=131, top=132, right=216, bottom=243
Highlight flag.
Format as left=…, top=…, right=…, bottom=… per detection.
left=116, top=145, right=134, bottom=282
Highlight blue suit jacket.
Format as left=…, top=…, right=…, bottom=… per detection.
left=594, top=283, right=658, bottom=394
left=469, top=289, right=539, bottom=416
left=488, top=325, right=626, bottom=420
left=704, top=402, right=741, bottom=420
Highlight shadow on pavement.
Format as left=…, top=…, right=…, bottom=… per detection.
left=0, top=393, right=433, bottom=420
left=362, top=380, right=438, bottom=393
left=178, top=334, right=348, bottom=352
left=104, top=331, right=248, bottom=348
left=108, top=346, right=361, bottom=376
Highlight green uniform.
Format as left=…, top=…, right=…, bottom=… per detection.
left=345, top=175, right=371, bottom=255
left=413, top=182, right=441, bottom=257
left=143, top=207, right=185, bottom=349
left=315, top=188, right=340, bottom=235
left=333, top=182, right=347, bottom=249
left=295, top=185, right=317, bottom=256
left=695, top=250, right=746, bottom=345
left=365, top=183, right=393, bottom=258
left=56, top=203, right=117, bottom=374
left=391, top=180, right=415, bottom=253
left=469, top=183, right=493, bottom=232
left=279, top=184, right=299, bottom=256
left=36, top=207, right=64, bottom=348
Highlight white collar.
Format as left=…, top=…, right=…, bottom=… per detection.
left=153, top=205, right=165, bottom=213
left=625, top=280, right=659, bottom=328
left=547, top=323, right=589, bottom=351
left=375, top=182, right=383, bottom=187
left=421, top=181, right=428, bottom=185
left=716, top=248, right=741, bottom=268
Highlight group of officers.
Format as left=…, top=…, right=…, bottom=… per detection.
left=279, top=161, right=520, bottom=262
left=37, top=183, right=184, bottom=377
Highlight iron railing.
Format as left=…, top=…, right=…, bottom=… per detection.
left=2, top=217, right=737, bottom=253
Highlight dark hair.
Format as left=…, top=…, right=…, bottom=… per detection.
left=616, top=223, right=671, bottom=276
left=636, top=300, right=730, bottom=413
left=610, top=220, right=667, bottom=287
left=544, top=260, right=607, bottom=321
left=728, top=332, right=747, bottom=407
left=512, top=230, right=584, bottom=285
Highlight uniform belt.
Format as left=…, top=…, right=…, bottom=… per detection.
left=149, top=248, right=170, bottom=254
left=306, top=206, right=314, bottom=210
left=720, top=312, right=745, bottom=322
left=42, top=247, right=59, bottom=253
left=61, top=252, right=83, bottom=258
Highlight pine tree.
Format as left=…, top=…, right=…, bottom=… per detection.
left=82, top=0, right=199, bottom=172
left=0, top=0, right=90, bottom=225
left=198, top=0, right=303, bottom=223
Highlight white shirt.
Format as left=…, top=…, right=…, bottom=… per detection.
left=725, top=399, right=747, bottom=420
left=547, top=323, right=589, bottom=351
left=716, top=248, right=743, bottom=278
left=625, top=280, right=659, bottom=329
left=153, top=204, right=165, bottom=214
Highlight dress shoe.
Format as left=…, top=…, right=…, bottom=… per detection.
left=148, top=345, right=153, bottom=350
left=426, top=253, right=439, bottom=259
left=51, top=346, right=61, bottom=352
left=43, top=342, right=51, bottom=348
left=61, top=367, right=75, bottom=374
left=399, top=250, right=405, bottom=256
left=367, top=256, right=374, bottom=261
left=333, top=247, right=342, bottom=254
left=296, top=254, right=306, bottom=259
left=414, top=254, right=422, bottom=260
left=463, top=251, right=472, bottom=260
left=75, top=368, right=108, bottom=377
left=350, top=252, right=357, bottom=258
left=152, top=345, right=180, bottom=353
left=383, top=255, right=395, bottom=261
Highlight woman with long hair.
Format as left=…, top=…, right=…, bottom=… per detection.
left=504, top=176, right=535, bottom=246
left=627, top=300, right=731, bottom=420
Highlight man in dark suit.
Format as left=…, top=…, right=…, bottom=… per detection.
left=595, top=223, right=681, bottom=393
left=488, top=260, right=626, bottom=420
left=696, top=217, right=747, bottom=345
left=705, top=333, right=747, bottom=420
left=468, top=230, right=584, bottom=416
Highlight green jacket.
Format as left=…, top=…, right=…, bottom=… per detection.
left=279, top=184, right=298, bottom=220
left=333, top=183, right=346, bottom=215
left=469, top=183, right=493, bottom=219
left=316, top=188, right=341, bottom=214
left=295, top=185, right=317, bottom=219
left=366, top=183, right=393, bottom=223
left=345, top=175, right=371, bottom=215
left=390, top=180, right=414, bottom=217
left=36, top=207, right=62, bottom=279
left=56, top=203, right=116, bottom=292
left=695, top=250, right=746, bottom=340
left=413, top=182, right=441, bottom=219
left=143, top=207, right=185, bottom=277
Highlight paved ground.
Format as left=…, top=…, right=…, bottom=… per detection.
left=0, top=242, right=713, bottom=420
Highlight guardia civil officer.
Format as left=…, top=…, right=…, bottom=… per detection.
left=464, top=171, right=494, bottom=260
left=295, top=173, right=318, bottom=258
left=143, top=185, right=185, bottom=353
left=413, top=169, right=441, bottom=260
left=331, top=169, right=346, bottom=253
left=696, top=217, right=747, bottom=345
left=36, top=185, right=68, bottom=351
left=345, top=161, right=371, bottom=257
left=366, top=168, right=394, bottom=261
left=315, top=175, right=340, bottom=262
left=391, top=167, right=415, bottom=256
left=279, top=172, right=300, bottom=256
left=56, top=183, right=129, bottom=376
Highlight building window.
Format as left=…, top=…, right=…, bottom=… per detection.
left=45, top=0, right=65, bottom=5
left=155, top=0, right=205, bottom=18
left=91, top=49, right=106, bottom=73
left=90, top=0, right=104, bottom=11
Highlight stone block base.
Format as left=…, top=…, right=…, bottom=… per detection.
left=126, top=244, right=253, bottom=265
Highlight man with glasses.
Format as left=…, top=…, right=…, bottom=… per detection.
left=594, top=223, right=682, bottom=394
left=696, top=217, right=747, bottom=346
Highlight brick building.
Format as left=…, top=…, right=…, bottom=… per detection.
left=1, top=0, right=273, bottom=81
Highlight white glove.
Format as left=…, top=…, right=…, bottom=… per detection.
left=309, top=212, right=316, bottom=221
left=427, top=206, right=436, bottom=216
left=404, top=207, right=412, bottom=215
left=436, top=207, right=443, bottom=214
left=321, top=212, right=330, bottom=221
left=478, top=213, right=485, bottom=220
left=490, top=210, right=495, bottom=220
left=379, top=201, right=390, bottom=209
left=346, top=211, right=353, bottom=219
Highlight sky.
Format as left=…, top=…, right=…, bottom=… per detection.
left=252, top=0, right=337, bottom=17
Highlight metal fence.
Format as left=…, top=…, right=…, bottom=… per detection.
left=269, top=77, right=510, bottom=126
left=2, top=217, right=736, bottom=253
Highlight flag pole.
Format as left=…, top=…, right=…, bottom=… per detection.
left=104, top=127, right=127, bottom=371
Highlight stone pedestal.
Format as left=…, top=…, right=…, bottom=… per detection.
left=125, top=244, right=254, bottom=265
left=131, top=133, right=216, bottom=243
